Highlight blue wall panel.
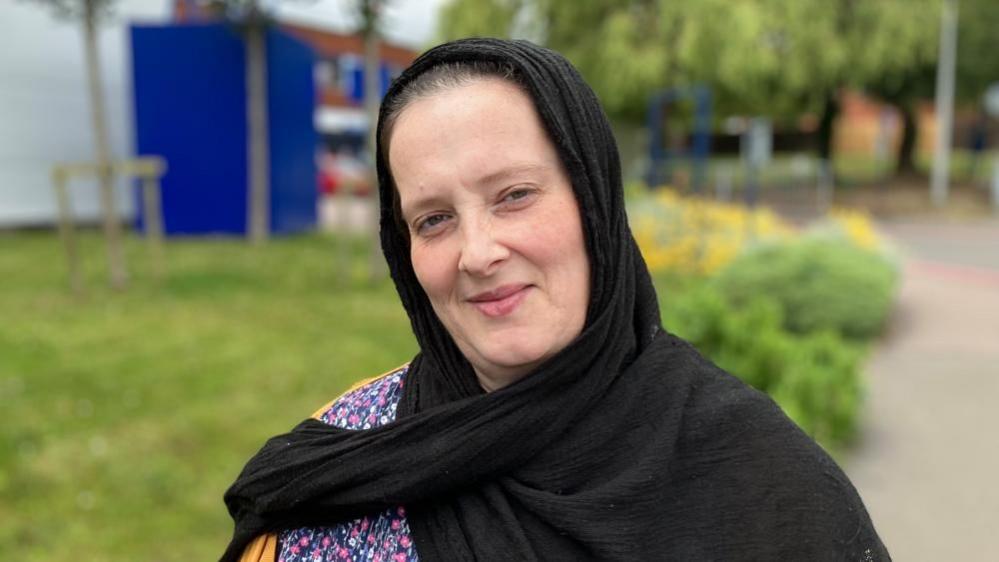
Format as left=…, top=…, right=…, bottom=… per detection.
left=267, top=29, right=317, bottom=234
left=132, top=23, right=248, bottom=235
left=131, top=24, right=316, bottom=236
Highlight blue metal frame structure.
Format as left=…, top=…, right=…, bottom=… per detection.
left=645, top=85, right=712, bottom=191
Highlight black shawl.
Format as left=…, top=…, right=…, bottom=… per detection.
left=222, top=39, right=888, bottom=561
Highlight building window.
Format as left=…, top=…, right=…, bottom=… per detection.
left=314, top=58, right=340, bottom=89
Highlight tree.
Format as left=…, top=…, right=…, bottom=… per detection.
left=851, top=0, right=999, bottom=176
left=954, top=0, right=999, bottom=105
left=30, top=0, right=127, bottom=288
left=439, top=1, right=855, bottom=121
left=844, top=0, right=938, bottom=175
left=210, top=0, right=274, bottom=243
left=354, top=0, right=389, bottom=280
left=242, top=0, right=272, bottom=244
left=198, top=1, right=390, bottom=275
left=438, top=0, right=942, bottom=175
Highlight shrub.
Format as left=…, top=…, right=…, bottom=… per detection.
left=661, top=285, right=789, bottom=391
left=712, top=234, right=898, bottom=341
left=661, top=284, right=865, bottom=449
left=770, top=330, right=864, bottom=446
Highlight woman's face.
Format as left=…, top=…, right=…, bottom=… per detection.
left=388, top=78, right=591, bottom=391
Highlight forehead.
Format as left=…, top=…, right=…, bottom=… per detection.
left=387, top=79, right=563, bottom=206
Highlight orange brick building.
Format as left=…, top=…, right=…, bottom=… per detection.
left=834, top=90, right=938, bottom=160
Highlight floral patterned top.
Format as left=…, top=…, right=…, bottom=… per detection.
left=277, top=366, right=419, bottom=562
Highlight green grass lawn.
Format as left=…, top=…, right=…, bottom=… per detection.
left=0, top=230, right=418, bottom=561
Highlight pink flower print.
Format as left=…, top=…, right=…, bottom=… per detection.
left=367, top=414, right=377, bottom=424
left=383, top=539, right=392, bottom=549
left=337, top=546, right=349, bottom=559
left=391, top=519, right=401, bottom=530
left=290, top=546, right=300, bottom=555
left=311, top=548, right=321, bottom=559
left=377, top=397, right=386, bottom=406
left=397, top=506, right=406, bottom=517
left=373, top=555, right=382, bottom=562
left=299, top=537, right=310, bottom=546
left=348, top=414, right=360, bottom=425
left=350, top=526, right=360, bottom=538
left=360, top=517, right=370, bottom=531
left=367, top=535, right=377, bottom=545
left=322, top=536, right=332, bottom=548
left=399, top=535, right=412, bottom=548
left=393, top=553, right=408, bottom=562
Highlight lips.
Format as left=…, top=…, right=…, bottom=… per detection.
left=467, top=284, right=531, bottom=318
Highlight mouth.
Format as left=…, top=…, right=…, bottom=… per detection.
left=467, top=284, right=532, bottom=318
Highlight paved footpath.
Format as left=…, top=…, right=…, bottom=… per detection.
left=844, top=218, right=999, bottom=561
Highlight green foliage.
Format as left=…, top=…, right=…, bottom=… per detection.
left=770, top=330, right=864, bottom=448
left=663, top=286, right=788, bottom=391
left=662, top=284, right=864, bottom=449
left=437, top=0, right=944, bottom=123
left=437, top=0, right=524, bottom=40
left=713, top=234, right=899, bottom=340
left=955, top=0, right=999, bottom=104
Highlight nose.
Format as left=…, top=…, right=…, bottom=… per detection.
left=457, top=215, right=509, bottom=277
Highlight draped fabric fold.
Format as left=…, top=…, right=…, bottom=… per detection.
left=222, top=39, right=888, bottom=561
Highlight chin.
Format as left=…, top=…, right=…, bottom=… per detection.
left=480, top=338, right=552, bottom=373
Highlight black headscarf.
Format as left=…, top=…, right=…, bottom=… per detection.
left=222, top=39, right=888, bottom=561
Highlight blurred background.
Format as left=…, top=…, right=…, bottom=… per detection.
left=1, top=1, right=996, bottom=560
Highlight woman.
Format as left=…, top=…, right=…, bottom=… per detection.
left=222, top=39, right=888, bottom=561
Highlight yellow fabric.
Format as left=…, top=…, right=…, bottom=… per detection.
left=236, top=365, right=409, bottom=562
left=237, top=533, right=277, bottom=562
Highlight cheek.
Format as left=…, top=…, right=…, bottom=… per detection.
left=531, top=203, right=588, bottom=271
left=411, top=245, right=454, bottom=303
left=535, top=205, right=590, bottom=311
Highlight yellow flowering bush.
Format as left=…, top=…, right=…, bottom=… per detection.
left=629, top=189, right=794, bottom=276
left=823, top=207, right=884, bottom=251
left=630, top=189, right=888, bottom=277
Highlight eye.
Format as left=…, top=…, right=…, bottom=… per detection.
left=499, top=187, right=537, bottom=207
left=415, top=213, right=451, bottom=236
left=504, top=189, right=531, bottom=201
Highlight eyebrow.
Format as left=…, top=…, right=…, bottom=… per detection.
left=400, top=163, right=551, bottom=224
left=476, top=163, right=550, bottom=187
left=400, top=193, right=448, bottom=225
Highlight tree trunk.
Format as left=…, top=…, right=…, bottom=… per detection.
left=817, top=89, right=840, bottom=162
left=246, top=11, right=270, bottom=243
left=363, top=1, right=385, bottom=280
left=896, top=101, right=918, bottom=176
left=815, top=89, right=840, bottom=198
left=83, top=0, right=126, bottom=289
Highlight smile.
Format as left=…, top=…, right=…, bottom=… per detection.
left=467, top=284, right=532, bottom=318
